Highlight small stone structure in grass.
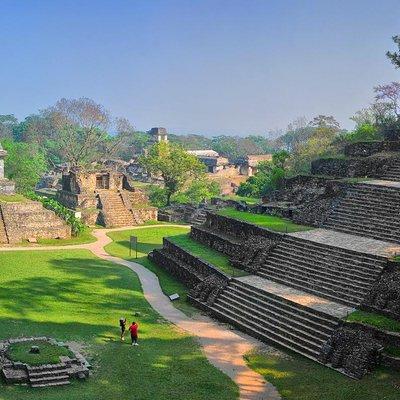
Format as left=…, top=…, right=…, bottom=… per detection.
left=0, top=337, right=90, bottom=388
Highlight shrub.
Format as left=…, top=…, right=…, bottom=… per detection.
left=339, top=124, right=382, bottom=143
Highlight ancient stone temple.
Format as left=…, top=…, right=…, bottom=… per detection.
left=148, top=127, right=168, bottom=143
left=0, top=144, right=15, bottom=194
left=57, top=170, right=157, bottom=227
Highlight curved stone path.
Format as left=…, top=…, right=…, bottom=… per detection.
left=0, top=225, right=280, bottom=400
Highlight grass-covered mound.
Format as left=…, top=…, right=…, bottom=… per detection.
left=346, top=310, right=400, bottom=333
left=218, top=208, right=312, bottom=232
left=8, top=340, right=73, bottom=366
left=0, top=194, right=27, bottom=203
left=246, top=349, right=399, bottom=400
left=0, top=249, right=237, bottom=400
left=168, top=234, right=248, bottom=277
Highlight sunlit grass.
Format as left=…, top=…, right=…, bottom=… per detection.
left=218, top=207, right=313, bottom=232
left=169, top=234, right=248, bottom=277
left=105, top=226, right=195, bottom=315
left=246, top=349, right=400, bottom=400
left=0, top=249, right=238, bottom=400
left=346, top=310, right=400, bottom=333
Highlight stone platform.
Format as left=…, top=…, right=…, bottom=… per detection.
left=0, top=337, right=90, bottom=388
left=289, top=228, right=400, bottom=258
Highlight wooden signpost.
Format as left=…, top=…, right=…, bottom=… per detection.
left=129, top=235, right=138, bottom=258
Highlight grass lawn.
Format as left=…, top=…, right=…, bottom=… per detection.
left=246, top=350, right=400, bottom=400
left=346, top=310, right=400, bottom=333
left=0, top=249, right=237, bottom=400
left=104, top=226, right=195, bottom=315
left=0, top=194, right=27, bottom=202
left=218, top=195, right=260, bottom=204
left=169, top=234, right=248, bottom=277
left=6, top=228, right=98, bottom=247
left=217, top=208, right=312, bottom=233
left=8, top=340, right=73, bottom=366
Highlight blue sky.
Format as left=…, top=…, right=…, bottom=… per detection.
left=1, top=0, right=399, bottom=135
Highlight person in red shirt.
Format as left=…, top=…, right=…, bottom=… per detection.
left=129, top=321, right=139, bottom=346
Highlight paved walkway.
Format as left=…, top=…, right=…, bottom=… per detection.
left=237, top=275, right=354, bottom=318
left=0, top=225, right=280, bottom=400
left=289, top=228, right=400, bottom=258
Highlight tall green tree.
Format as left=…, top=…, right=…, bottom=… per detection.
left=387, top=35, right=400, bottom=68
left=1, top=139, right=47, bottom=193
left=140, top=142, right=205, bottom=205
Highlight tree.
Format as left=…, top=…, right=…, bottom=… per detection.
left=0, top=115, right=18, bottom=139
left=237, top=150, right=289, bottom=198
left=374, top=82, right=400, bottom=119
left=276, top=117, right=314, bottom=152
left=309, top=115, right=340, bottom=130
left=1, top=139, right=47, bottom=193
left=43, top=98, right=111, bottom=168
left=139, top=142, right=206, bottom=205
left=173, top=178, right=220, bottom=205
left=387, top=35, right=400, bottom=68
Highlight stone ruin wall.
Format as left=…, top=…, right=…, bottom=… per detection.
left=0, top=202, right=71, bottom=244
left=311, top=140, right=400, bottom=178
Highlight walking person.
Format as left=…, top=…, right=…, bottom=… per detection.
left=119, top=317, right=127, bottom=341
left=129, top=321, right=139, bottom=346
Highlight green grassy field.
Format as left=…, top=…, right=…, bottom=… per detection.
left=105, top=227, right=248, bottom=315
left=169, top=234, right=248, bottom=277
left=218, top=208, right=312, bottom=232
left=0, top=194, right=27, bottom=202
left=105, top=226, right=195, bottom=315
left=218, top=195, right=260, bottom=204
left=0, top=249, right=237, bottom=400
left=246, top=349, right=400, bottom=400
left=346, top=310, right=400, bottom=333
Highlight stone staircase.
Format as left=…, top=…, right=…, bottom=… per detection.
left=208, top=278, right=340, bottom=360
left=190, top=207, right=215, bottom=225
left=322, top=183, right=400, bottom=243
left=98, top=190, right=143, bottom=227
left=27, top=364, right=70, bottom=388
left=258, top=235, right=386, bottom=307
left=379, top=158, right=400, bottom=181
left=0, top=201, right=71, bottom=243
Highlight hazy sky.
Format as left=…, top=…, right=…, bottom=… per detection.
left=1, top=0, right=399, bottom=136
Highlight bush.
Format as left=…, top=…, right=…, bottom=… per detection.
left=339, top=124, right=382, bottom=143
left=26, top=192, right=85, bottom=236
left=148, top=185, right=168, bottom=208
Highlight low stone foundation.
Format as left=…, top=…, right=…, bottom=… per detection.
left=0, top=337, right=90, bottom=388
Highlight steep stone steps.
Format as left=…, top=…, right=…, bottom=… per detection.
left=272, top=244, right=379, bottom=280
left=379, top=160, right=400, bottom=181
left=209, top=279, right=340, bottom=360
left=258, top=235, right=385, bottom=307
left=322, top=184, right=400, bottom=243
left=267, top=253, right=375, bottom=287
left=98, top=191, right=137, bottom=227
left=283, top=235, right=385, bottom=269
